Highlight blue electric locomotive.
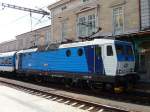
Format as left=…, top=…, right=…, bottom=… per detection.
left=16, top=39, right=138, bottom=86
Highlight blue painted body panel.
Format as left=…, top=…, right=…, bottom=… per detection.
left=19, top=46, right=105, bottom=75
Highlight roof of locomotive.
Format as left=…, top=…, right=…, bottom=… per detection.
left=59, top=39, right=131, bottom=49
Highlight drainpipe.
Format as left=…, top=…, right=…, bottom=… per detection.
left=139, top=0, right=142, bottom=31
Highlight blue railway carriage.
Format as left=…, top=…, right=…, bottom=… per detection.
left=0, top=51, right=16, bottom=72
left=16, top=39, right=138, bottom=86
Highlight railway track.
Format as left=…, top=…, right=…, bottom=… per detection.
left=0, top=77, right=132, bottom=112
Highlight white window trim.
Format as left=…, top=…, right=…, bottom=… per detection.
left=81, top=0, right=89, bottom=3
left=61, top=19, right=68, bottom=41
left=112, top=6, right=125, bottom=35
left=77, top=13, right=97, bottom=37
left=45, top=31, right=51, bottom=45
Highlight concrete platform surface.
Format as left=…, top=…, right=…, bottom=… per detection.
left=0, top=85, right=88, bottom=112
left=0, top=77, right=150, bottom=112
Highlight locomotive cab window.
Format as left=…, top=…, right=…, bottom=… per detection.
left=95, top=46, right=101, bottom=57
left=126, top=46, right=133, bottom=56
left=115, top=44, right=124, bottom=55
left=107, top=45, right=113, bottom=56
left=66, top=49, right=71, bottom=57
left=78, top=48, right=83, bottom=56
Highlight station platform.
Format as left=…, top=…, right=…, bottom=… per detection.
left=0, top=85, right=87, bottom=112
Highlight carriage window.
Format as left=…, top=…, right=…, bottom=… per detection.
left=115, top=44, right=124, bottom=55
left=95, top=46, right=101, bottom=57
left=107, top=45, right=113, bottom=56
left=66, top=49, right=71, bottom=57
left=78, top=48, right=83, bottom=56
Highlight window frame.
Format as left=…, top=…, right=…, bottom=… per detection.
left=112, top=6, right=124, bottom=35
left=81, top=0, right=89, bottom=3
left=45, top=31, right=51, bottom=46
left=115, top=44, right=125, bottom=55
left=77, top=14, right=96, bottom=37
left=61, top=19, right=68, bottom=41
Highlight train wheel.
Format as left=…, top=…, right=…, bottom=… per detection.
left=34, top=76, right=42, bottom=83
left=63, top=78, right=73, bottom=88
left=89, top=82, right=102, bottom=93
left=124, top=83, right=133, bottom=92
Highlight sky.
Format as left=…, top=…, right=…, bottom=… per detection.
left=0, top=0, right=57, bottom=43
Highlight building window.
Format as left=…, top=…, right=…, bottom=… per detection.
left=78, top=16, right=86, bottom=36
left=87, top=14, right=96, bottom=36
left=82, top=0, right=89, bottom=3
left=61, top=5, right=67, bottom=11
left=140, top=0, right=150, bottom=30
left=78, top=14, right=96, bottom=37
left=35, top=32, right=40, bottom=47
left=113, top=7, right=124, bottom=35
left=45, top=31, right=51, bottom=46
left=61, top=19, right=68, bottom=41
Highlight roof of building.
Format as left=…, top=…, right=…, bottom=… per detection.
left=16, top=25, right=51, bottom=39
left=48, top=0, right=71, bottom=10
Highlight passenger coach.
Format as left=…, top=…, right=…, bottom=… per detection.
left=0, top=51, right=16, bottom=72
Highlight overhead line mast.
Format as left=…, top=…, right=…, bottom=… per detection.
left=1, top=2, right=50, bottom=15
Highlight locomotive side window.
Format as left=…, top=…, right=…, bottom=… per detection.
left=66, top=49, right=71, bottom=57
left=107, top=45, right=113, bottom=56
left=78, top=48, right=83, bottom=56
left=95, top=46, right=101, bottom=57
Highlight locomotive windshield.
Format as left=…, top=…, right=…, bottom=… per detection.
left=115, top=44, right=124, bottom=55
left=115, top=43, right=134, bottom=56
left=126, top=45, right=133, bottom=56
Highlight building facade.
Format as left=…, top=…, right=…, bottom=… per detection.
left=48, top=0, right=140, bottom=42
left=48, top=0, right=150, bottom=81
left=16, top=25, right=51, bottom=50
left=0, top=39, right=18, bottom=53
left=0, top=25, right=51, bottom=52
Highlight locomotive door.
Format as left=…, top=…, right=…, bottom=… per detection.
left=94, top=45, right=104, bottom=75
left=15, top=53, right=22, bottom=70
left=103, top=44, right=117, bottom=76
